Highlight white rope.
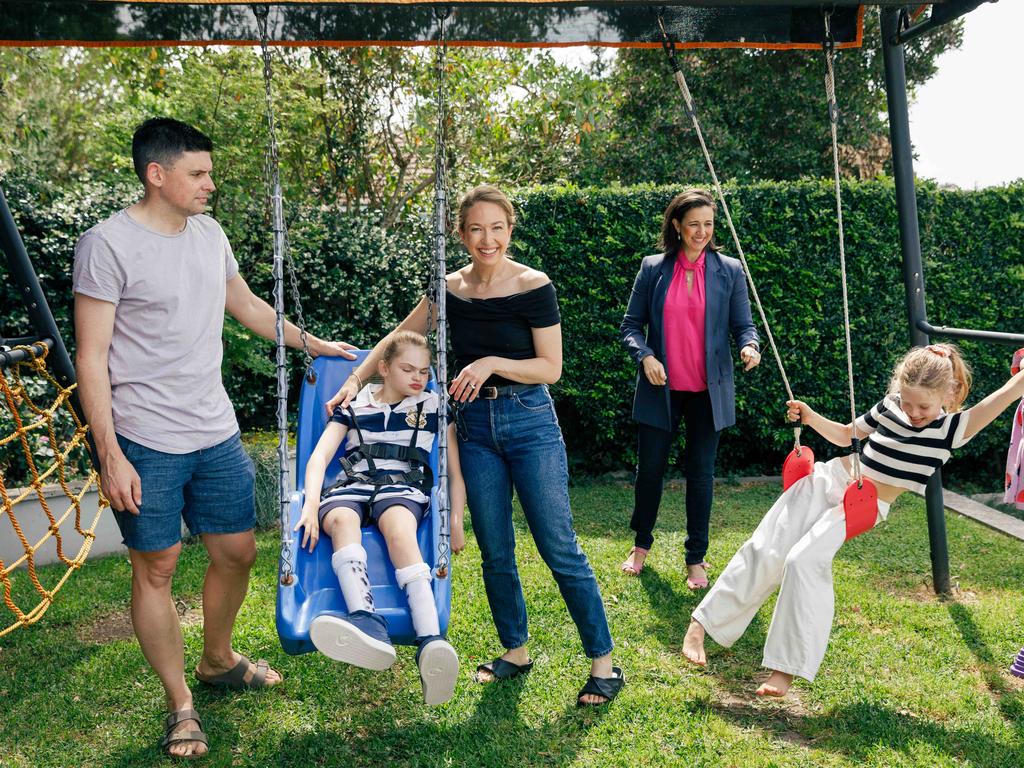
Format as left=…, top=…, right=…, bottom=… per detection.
left=655, top=14, right=804, bottom=450
left=824, top=12, right=863, bottom=485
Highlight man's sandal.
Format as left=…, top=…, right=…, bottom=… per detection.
left=474, top=656, right=534, bottom=682
left=160, top=708, right=208, bottom=760
left=195, top=655, right=281, bottom=690
left=620, top=547, right=649, bottom=576
left=576, top=667, right=626, bottom=707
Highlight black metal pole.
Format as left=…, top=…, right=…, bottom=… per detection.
left=881, top=8, right=951, bottom=595
left=0, top=185, right=76, bottom=387
left=0, top=183, right=98, bottom=471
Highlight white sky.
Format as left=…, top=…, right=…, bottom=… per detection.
left=909, top=0, right=1024, bottom=188
left=550, top=1, right=1021, bottom=189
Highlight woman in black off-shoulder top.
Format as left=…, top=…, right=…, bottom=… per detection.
left=327, top=185, right=624, bottom=707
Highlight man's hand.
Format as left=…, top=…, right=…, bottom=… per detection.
left=100, top=451, right=142, bottom=515
left=309, top=336, right=358, bottom=360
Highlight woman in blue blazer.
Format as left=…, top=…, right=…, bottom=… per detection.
left=619, top=189, right=760, bottom=588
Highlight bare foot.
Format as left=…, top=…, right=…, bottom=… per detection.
left=755, top=670, right=794, bottom=697
left=579, top=654, right=616, bottom=705
left=475, top=646, right=531, bottom=683
left=621, top=547, right=649, bottom=576
left=682, top=619, right=707, bottom=666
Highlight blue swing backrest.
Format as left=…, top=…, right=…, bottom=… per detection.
left=276, top=352, right=451, bottom=653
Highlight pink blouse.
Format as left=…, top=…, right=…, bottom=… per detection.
left=663, top=250, right=707, bottom=392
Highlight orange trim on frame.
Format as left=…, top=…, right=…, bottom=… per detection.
left=0, top=4, right=865, bottom=50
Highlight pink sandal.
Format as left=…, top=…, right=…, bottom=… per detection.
left=620, top=547, right=649, bottom=576
left=686, top=562, right=710, bottom=590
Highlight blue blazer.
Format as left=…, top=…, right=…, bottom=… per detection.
left=619, top=248, right=759, bottom=432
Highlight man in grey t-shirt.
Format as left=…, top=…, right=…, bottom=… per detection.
left=73, top=118, right=354, bottom=759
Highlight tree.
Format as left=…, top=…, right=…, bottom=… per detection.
left=586, top=9, right=963, bottom=184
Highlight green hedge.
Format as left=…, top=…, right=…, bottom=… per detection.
left=3, top=173, right=1022, bottom=488
left=511, top=181, right=1024, bottom=486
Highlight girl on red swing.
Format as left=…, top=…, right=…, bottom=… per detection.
left=682, top=343, right=1024, bottom=696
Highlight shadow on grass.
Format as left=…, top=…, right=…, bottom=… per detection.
left=946, top=599, right=1024, bottom=723
left=703, top=698, right=1022, bottom=767
left=637, top=565, right=700, bottom=649
left=264, top=672, right=609, bottom=768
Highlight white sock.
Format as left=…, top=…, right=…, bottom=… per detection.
left=395, top=562, right=439, bottom=638
left=332, top=544, right=374, bottom=613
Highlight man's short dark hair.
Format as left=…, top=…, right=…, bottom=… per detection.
left=132, top=118, right=213, bottom=184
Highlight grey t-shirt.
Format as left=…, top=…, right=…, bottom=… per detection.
left=73, top=209, right=240, bottom=454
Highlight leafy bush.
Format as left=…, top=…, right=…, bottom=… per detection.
left=241, top=431, right=287, bottom=531
left=513, top=180, right=1023, bottom=488
left=3, top=171, right=1021, bottom=489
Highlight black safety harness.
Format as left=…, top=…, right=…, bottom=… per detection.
left=325, top=401, right=434, bottom=506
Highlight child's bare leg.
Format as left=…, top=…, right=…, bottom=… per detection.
left=379, top=504, right=439, bottom=638
left=323, top=507, right=362, bottom=549
left=377, top=505, right=421, bottom=568
left=755, top=670, right=794, bottom=697
left=683, top=619, right=707, bottom=666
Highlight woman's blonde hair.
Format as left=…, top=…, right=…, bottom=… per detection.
left=381, top=330, right=430, bottom=365
left=889, top=343, right=972, bottom=412
left=456, top=184, right=516, bottom=233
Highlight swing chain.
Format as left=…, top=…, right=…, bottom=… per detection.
left=254, top=4, right=299, bottom=585
left=255, top=6, right=317, bottom=387
left=430, top=6, right=453, bottom=580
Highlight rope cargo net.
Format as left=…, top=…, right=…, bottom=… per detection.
left=0, top=344, right=106, bottom=637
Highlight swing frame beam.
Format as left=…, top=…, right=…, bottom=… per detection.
left=881, top=5, right=1024, bottom=595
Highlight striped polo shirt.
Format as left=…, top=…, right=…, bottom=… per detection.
left=854, top=395, right=972, bottom=494
left=321, top=384, right=438, bottom=507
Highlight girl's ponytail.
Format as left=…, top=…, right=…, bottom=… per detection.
left=941, top=344, right=972, bottom=411
left=889, top=343, right=972, bottom=411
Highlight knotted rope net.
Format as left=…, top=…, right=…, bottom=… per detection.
left=0, top=344, right=106, bottom=637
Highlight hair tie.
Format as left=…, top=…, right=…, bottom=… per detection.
left=926, top=344, right=949, bottom=358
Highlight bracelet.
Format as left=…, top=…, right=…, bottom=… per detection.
left=348, top=372, right=363, bottom=389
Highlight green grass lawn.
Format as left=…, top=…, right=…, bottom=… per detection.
left=2, top=481, right=1023, bottom=768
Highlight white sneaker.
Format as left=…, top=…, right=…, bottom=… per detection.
left=416, top=637, right=459, bottom=705
left=310, top=612, right=396, bottom=671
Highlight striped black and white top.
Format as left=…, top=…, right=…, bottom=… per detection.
left=854, top=395, right=973, bottom=494
left=320, top=384, right=438, bottom=508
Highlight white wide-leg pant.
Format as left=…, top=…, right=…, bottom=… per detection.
left=692, top=457, right=889, bottom=681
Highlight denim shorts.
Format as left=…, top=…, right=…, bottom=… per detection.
left=111, top=431, right=256, bottom=552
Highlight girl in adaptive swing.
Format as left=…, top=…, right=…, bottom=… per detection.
left=295, top=331, right=466, bottom=705
left=682, top=343, right=1024, bottom=696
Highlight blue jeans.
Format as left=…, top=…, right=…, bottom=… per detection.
left=456, top=384, right=614, bottom=658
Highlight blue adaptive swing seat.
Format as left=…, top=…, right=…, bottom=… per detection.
left=276, top=352, right=451, bottom=653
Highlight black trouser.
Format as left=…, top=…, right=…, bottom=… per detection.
left=630, top=389, right=721, bottom=565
